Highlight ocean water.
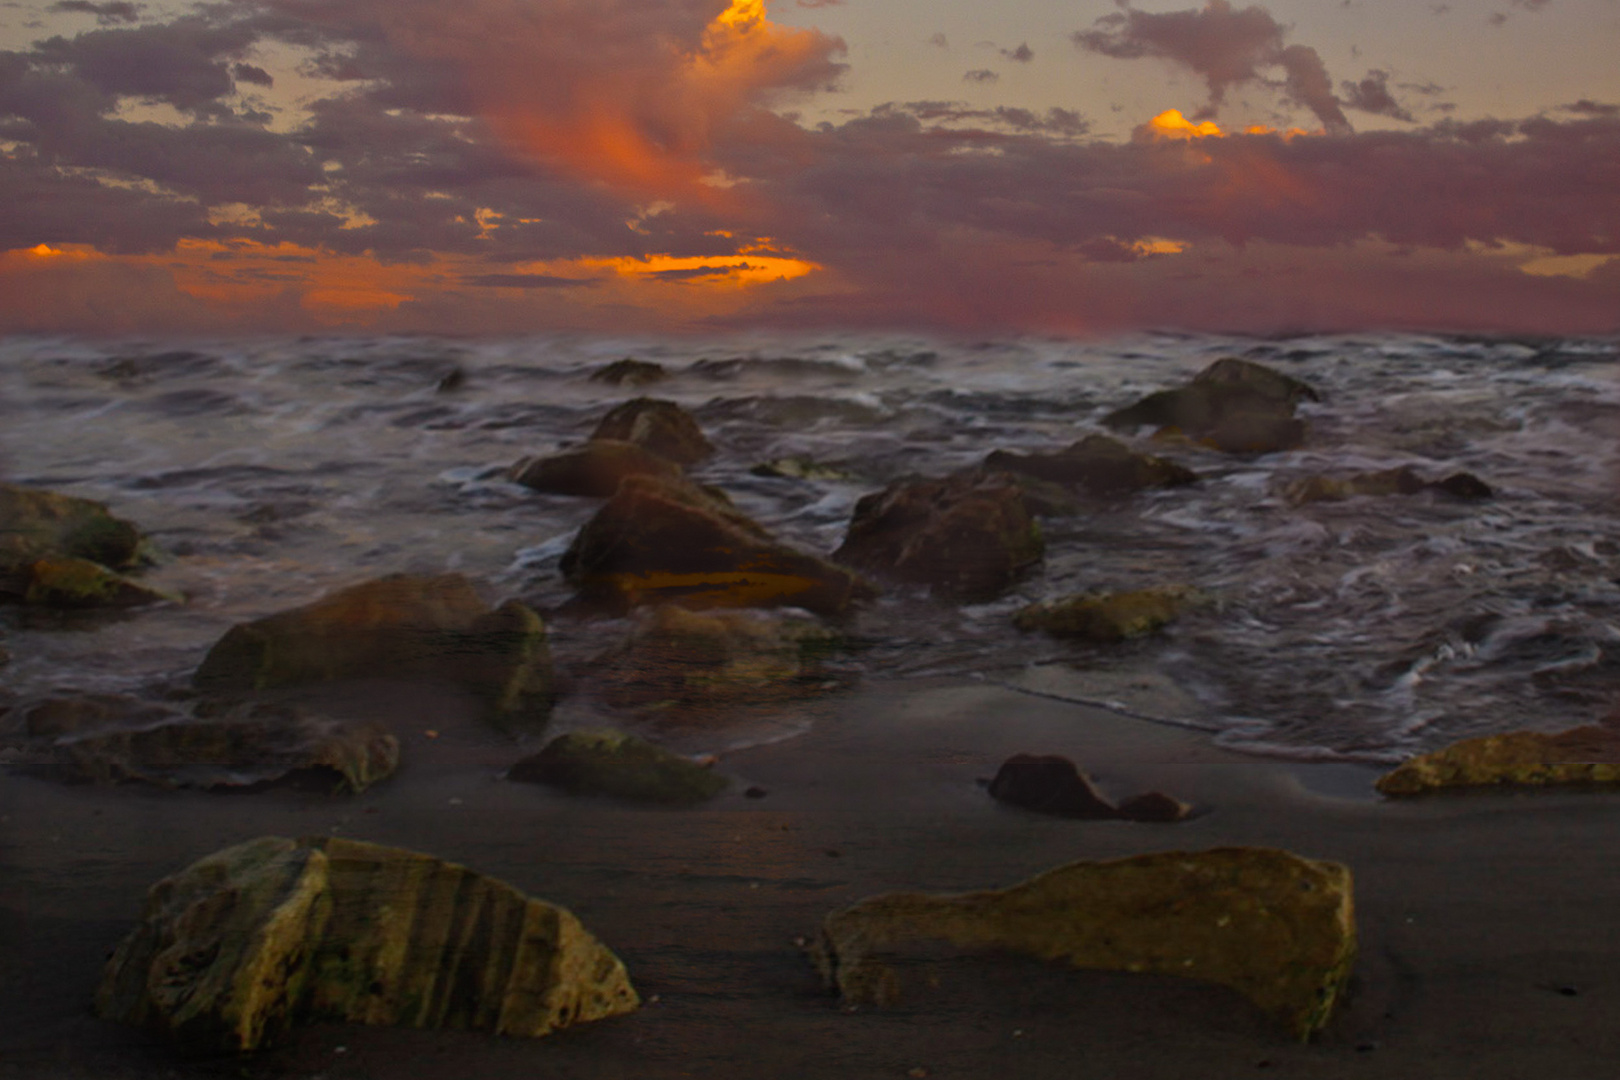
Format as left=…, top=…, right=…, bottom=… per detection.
left=2, top=331, right=1618, bottom=765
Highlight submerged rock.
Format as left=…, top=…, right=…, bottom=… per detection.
left=509, top=439, right=682, bottom=497
left=96, top=836, right=639, bottom=1053
left=834, top=471, right=1043, bottom=601
left=1104, top=358, right=1317, bottom=454
left=560, top=475, right=876, bottom=616
left=192, top=574, right=554, bottom=734
left=812, top=846, right=1355, bottom=1041
left=590, top=358, right=667, bottom=387
left=509, top=729, right=729, bottom=803
left=593, top=605, right=842, bottom=715
left=589, top=397, right=713, bottom=465
left=988, top=754, right=1191, bottom=822
left=3, top=695, right=397, bottom=793
left=1376, top=724, right=1620, bottom=796
left=984, top=434, right=1198, bottom=497
left=1285, top=467, right=1493, bottom=506
left=1014, top=586, right=1200, bottom=642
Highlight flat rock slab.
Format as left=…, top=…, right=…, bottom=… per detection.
left=96, top=836, right=640, bottom=1054
left=813, top=846, right=1355, bottom=1041
left=1377, top=725, right=1620, bottom=795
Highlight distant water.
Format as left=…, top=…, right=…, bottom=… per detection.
left=3, top=331, right=1619, bottom=764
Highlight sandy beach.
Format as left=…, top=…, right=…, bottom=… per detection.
left=5, top=672, right=1620, bottom=1079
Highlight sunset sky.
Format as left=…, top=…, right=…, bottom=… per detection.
left=1, top=0, right=1616, bottom=336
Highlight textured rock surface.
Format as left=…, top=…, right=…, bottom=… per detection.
left=192, top=574, right=554, bottom=734
left=96, top=836, right=640, bottom=1053
left=2, top=695, right=397, bottom=792
left=1014, top=586, right=1200, bottom=642
left=561, top=476, right=876, bottom=616
left=21, top=555, right=179, bottom=607
left=593, top=605, right=840, bottom=715
left=1104, top=359, right=1317, bottom=454
left=985, top=434, right=1197, bottom=497
left=813, top=847, right=1355, bottom=1041
left=509, top=729, right=729, bottom=803
left=508, top=439, right=682, bottom=497
left=834, top=471, right=1043, bottom=601
left=1, top=484, right=154, bottom=605
left=589, top=398, right=713, bottom=464
left=1376, top=725, right=1620, bottom=795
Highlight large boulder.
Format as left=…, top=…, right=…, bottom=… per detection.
left=560, top=476, right=876, bottom=616
left=3, top=695, right=398, bottom=793
left=509, top=729, right=729, bottom=804
left=1103, top=358, right=1318, bottom=454
left=96, top=836, right=639, bottom=1054
left=834, top=471, right=1043, bottom=601
left=589, top=398, right=713, bottom=465
left=1376, top=724, right=1620, bottom=796
left=987, top=754, right=1190, bottom=822
left=1014, top=586, right=1201, bottom=642
left=593, top=605, right=841, bottom=715
left=192, top=574, right=555, bottom=734
left=812, top=846, right=1355, bottom=1041
left=984, top=434, right=1197, bottom=497
left=509, top=439, right=683, bottom=497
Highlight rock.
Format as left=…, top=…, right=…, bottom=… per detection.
left=509, top=439, right=683, bottom=497
left=20, top=556, right=180, bottom=608
left=750, top=457, right=856, bottom=482
left=589, top=398, right=712, bottom=465
left=435, top=367, right=466, bottom=393
left=192, top=574, right=554, bottom=734
left=1115, top=791, right=1194, bottom=823
left=811, top=846, right=1355, bottom=1041
left=590, top=358, right=667, bottom=387
left=1104, top=359, right=1317, bottom=454
left=1429, top=472, right=1493, bottom=500
left=593, top=605, right=841, bottom=715
left=984, top=434, right=1197, bottom=497
left=1014, top=586, right=1199, bottom=642
left=1375, top=724, right=1620, bottom=796
left=987, top=754, right=1118, bottom=818
left=508, top=729, right=729, bottom=804
left=834, top=471, right=1043, bottom=601
left=96, top=836, right=639, bottom=1053
left=1284, top=467, right=1425, bottom=505
left=560, top=476, right=876, bottom=616
left=4, top=695, right=397, bottom=792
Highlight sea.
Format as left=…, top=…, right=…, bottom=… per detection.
left=3, top=331, right=1619, bottom=766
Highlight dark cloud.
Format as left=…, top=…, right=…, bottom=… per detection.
left=32, top=18, right=259, bottom=113
left=1074, top=1, right=1352, bottom=133
left=1001, top=43, right=1034, bottom=63
left=1565, top=99, right=1620, bottom=117
left=231, top=62, right=273, bottom=87
left=963, top=69, right=999, bottom=83
left=463, top=272, right=599, bottom=288
left=1342, top=69, right=1414, bottom=121
left=48, top=1, right=141, bottom=25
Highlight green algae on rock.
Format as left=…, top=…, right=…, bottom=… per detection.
left=96, top=836, right=640, bottom=1054
left=1014, top=585, right=1201, bottom=642
left=1376, top=725, right=1620, bottom=796
left=812, top=846, right=1355, bottom=1042
left=508, top=729, right=729, bottom=804
left=21, top=555, right=180, bottom=608
left=192, top=574, right=554, bottom=735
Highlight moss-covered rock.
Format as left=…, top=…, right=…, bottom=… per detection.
left=984, top=434, right=1197, bottom=497
left=589, top=398, right=713, bottom=465
left=96, top=836, right=639, bottom=1053
left=812, top=846, right=1355, bottom=1041
left=1376, top=725, right=1620, bottom=796
left=1014, top=586, right=1200, bottom=642
left=1, top=484, right=159, bottom=607
left=509, top=439, right=682, bottom=497
left=21, top=556, right=180, bottom=607
left=509, top=729, right=729, bottom=803
left=749, top=457, right=856, bottom=482
left=561, top=476, right=876, bottom=616
left=192, top=574, right=554, bottom=734
left=834, top=471, right=1043, bottom=601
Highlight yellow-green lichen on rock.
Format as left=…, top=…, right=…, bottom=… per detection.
left=96, top=836, right=639, bottom=1054
left=1014, top=585, right=1202, bottom=642
left=1376, top=725, right=1620, bottom=796
left=23, top=556, right=180, bottom=608
left=812, top=846, right=1355, bottom=1041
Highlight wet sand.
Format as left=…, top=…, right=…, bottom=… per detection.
left=5, top=674, right=1620, bottom=1079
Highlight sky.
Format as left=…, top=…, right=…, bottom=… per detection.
left=0, top=0, right=1616, bottom=337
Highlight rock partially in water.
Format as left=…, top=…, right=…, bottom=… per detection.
left=593, top=605, right=842, bottom=716
left=812, top=846, right=1355, bottom=1041
left=1285, top=467, right=1493, bottom=506
left=834, top=471, right=1043, bottom=601
left=750, top=456, right=857, bottom=482
left=508, top=729, right=729, bottom=804
left=1429, top=471, right=1494, bottom=500
left=509, top=439, right=682, bottom=497
left=589, top=397, right=713, bottom=465
left=984, top=434, right=1198, bottom=497
left=988, top=754, right=1191, bottom=822
left=1014, top=586, right=1200, bottom=642
left=96, top=836, right=640, bottom=1054
left=1376, top=724, right=1620, bottom=796
left=1104, top=358, right=1316, bottom=454
left=561, top=475, right=876, bottom=616
left=1, top=484, right=155, bottom=606
left=3, top=695, right=397, bottom=792
left=21, top=555, right=180, bottom=608
left=192, top=574, right=555, bottom=735
left=590, top=358, right=667, bottom=387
